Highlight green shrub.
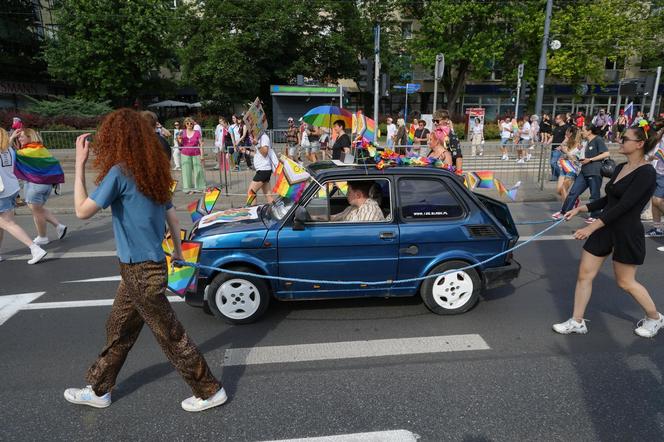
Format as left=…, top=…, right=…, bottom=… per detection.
left=25, top=96, right=112, bottom=118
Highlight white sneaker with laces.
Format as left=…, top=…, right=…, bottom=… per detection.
left=33, top=236, right=49, bottom=246
left=553, top=318, right=588, bottom=335
left=56, top=224, right=67, bottom=240
left=28, top=245, right=47, bottom=264
left=64, top=385, right=111, bottom=408
left=516, top=158, right=525, bottom=164
left=181, top=387, right=228, bottom=412
left=634, top=313, right=664, bottom=338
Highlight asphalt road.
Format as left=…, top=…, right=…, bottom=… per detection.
left=2, top=204, right=664, bottom=441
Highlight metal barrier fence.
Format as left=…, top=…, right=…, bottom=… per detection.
left=39, top=129, right=559, bottom=194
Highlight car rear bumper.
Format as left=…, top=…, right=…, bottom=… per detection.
left=483, top=259, right=521, bottom=290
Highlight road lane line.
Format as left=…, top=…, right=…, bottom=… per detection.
left=518, top=234, right=574, bottom=242
left=63, top=276, right=122, bottom=283
left=224, top=334, right=489, bottom=366
left=0, top=292, right=45, bottom=326
left=19, top=296, right=184, bottom=310
left=263, top=430, right=419, bottom=442
left=6, top=251, right=117, bottom=260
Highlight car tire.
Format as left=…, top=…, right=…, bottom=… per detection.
left=420, top=260, right=481, bottom=315
left=206, top=266, right=271, bottom=324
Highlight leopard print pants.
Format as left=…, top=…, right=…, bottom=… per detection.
left=86, top=260, right=221, bottom=399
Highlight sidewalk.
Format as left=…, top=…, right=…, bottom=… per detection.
left=18, top=148, right=583, bottom=215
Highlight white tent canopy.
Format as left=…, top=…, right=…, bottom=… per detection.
left=147, top=100, right=195, bottom=108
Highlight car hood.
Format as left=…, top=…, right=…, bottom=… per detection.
left=191, top=210, right=269, bottom=249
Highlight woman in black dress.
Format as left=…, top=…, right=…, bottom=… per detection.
left=553, top=126, right=662, bottom=338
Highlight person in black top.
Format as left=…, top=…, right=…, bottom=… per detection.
left=549, top=114, right=568, bottom=180
left=553, top=125, right=663, bottom=338
left=141, top=111, right=172, bottom=159
left=331, top=119, right=351, bottom=161
left=557, top=123, right=609, bottom=221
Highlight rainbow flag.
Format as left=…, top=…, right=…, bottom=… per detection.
left=364, top=116, right=376, bottom=142
left=654, top=146, right=664, bottom=162
left=14, top=143, right=64, bottom=184
left=464, top=172, right=478, bottom=189
left=494, top=178, right=508, bottom=197
left=187, top=200, right=204, bottom=223
left=165, top=240, right=201, bottom=296
left=506, top=181, right=521, bottom=201
left=203, top=187, right=221, bottom=213
left=408, top=124, right=416, bottom=145
left=474, top=171, right=495, bottom=189
left=162, top=229, right=188, bottom=255
left=558, top=158, right=579, bottom=175
left=271, top=156, right=310, bottom=202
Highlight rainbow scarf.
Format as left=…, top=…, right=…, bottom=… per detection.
left=14, top=143, right=64, bottom=184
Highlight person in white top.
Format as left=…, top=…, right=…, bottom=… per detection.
left=470, top=117, right=484, bottom=156
left=385, top=117, right=397, bottom=149
left=0, top=128, right=47, bottom=264
left=172, top=121, right=182, bottom=170
left=516, top=115, right=531, bottom=164
left=499, top=118, right=512, bottom=160
left=247, top=128, right=278, bottom=205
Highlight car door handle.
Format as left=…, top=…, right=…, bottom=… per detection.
left=379, top=231, right=396, bottom=240
left=399, top=245, right=419, bottom=255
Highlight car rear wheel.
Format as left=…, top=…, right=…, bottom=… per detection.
left=420, top=260, right=481, bottom=315
left=206, top=266, right=271, bottom=324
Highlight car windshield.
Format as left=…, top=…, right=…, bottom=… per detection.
left=264, top=196, right=296, bottom=221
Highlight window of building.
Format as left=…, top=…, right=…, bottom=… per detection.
left=398, top=178, right=463, bottom=220
left=401, top=22, right=413, bottom=39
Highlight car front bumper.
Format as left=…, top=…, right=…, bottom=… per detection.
left=483, top=259, right=521, bottom=290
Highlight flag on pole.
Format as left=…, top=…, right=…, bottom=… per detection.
left=506, top=181, right=522, bottom=201
left=474, top=171, right=495, bottom=189
left=407, top=124, right=416, bottom=145
left=271, top=155, right=311, bottom=202
left=624, top=101, right=634, bottom=125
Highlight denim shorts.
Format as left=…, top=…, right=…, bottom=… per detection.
left=0, top=191, right=18, bottom=213
left=655, top=173, right=664, bottom=198
left=25, top=182, right=53, bottom=205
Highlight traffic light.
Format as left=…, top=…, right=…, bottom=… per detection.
left=521, top=80, right=530, bottom=98
left=358, top=58, right=374, bottom=93
left=510, top=91, right=516, bottom=103
left=381, top=73, right=390, bottom=97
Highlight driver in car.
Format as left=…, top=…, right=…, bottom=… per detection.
left=330, top=181, right=385, bottom=222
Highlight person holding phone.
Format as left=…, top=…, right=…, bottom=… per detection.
left=64, top=109, right=226, bottom=412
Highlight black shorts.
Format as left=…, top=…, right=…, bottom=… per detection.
left=253, top=170, right=272, bottom=183
left=583, top=225, right=646, bottom=265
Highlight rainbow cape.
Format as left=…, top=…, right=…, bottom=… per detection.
left=14, top=143, right=64, bottom=184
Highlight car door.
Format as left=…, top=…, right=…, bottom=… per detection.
left=393, top=176, right=474, bottom=295
left=276, top=178, right=398, bottom=299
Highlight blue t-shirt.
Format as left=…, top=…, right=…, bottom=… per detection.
left=91, top=165, right=172, bottom=263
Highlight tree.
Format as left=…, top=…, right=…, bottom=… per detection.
left=0, top=0, right=48, bottom=82
left=44, top=0, right=176, bottom=103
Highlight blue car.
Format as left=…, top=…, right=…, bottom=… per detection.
left=187, top=162, right=520, bottom=324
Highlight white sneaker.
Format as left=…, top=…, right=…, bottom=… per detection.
left=553, top=318, right=588, bottom=335
left=479, top=152, right=483, bottom=156
left=634, top=313, right=664, bottom=338
left=56, top=224, right=67, bottom=240
left=181, top=387, right=228, bottom=412
left=516, top=158, right=525, bottom=164
left=0, top=256, right=4, bottom=262
left=64, top=385, right=111, bottom=408
left=33, top=236, right=49, bottom=246
left=28, top=245, right=47, bottom=264
left=526, top=153, right=532, bottom=161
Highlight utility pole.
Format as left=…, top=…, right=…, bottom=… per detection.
left=433, top=53, right=444, bottom=114
left=534, top=0, right=553, bottom=118
left=339, top=84, right=343, bottom=108
left=515, top=63, right=524, bottom=118
left=649, top=66, right=662, bottom=120
left=373, top=24, right=380, bottom=125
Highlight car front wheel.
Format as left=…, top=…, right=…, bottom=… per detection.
left=206, top=267, right=271, bottom=324
left=420, top=260, right=481, bottom=315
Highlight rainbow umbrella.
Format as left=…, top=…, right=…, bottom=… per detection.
left=302, top=105, right=352, bottom=128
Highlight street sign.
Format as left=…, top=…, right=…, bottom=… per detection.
left=394, top=83, right=421, bottom=94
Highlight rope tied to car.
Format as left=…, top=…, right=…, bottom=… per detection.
left=175, top=218, right=565, bottom=286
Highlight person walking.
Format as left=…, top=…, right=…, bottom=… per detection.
left=0, top=129, right=47, bottom=264
left=553, top=125, right=662, bottom=337
left=499, top=118, right=512, bottom=160
left=65, top=109, right=227, bottom=411
left=540, top=113, right=553, bottom=146
left=385, top=117, right=397, bottom=149
left=470, top=118, right=483, bottom=157
left=550, top=114, right=569, bottom=181
left=172, top=121, right=182, bottom=170
left=246, top=129, right=278, bottom=205
left=179, top=117, right=205, bottom=194
left=9, top=128, right=67, bottom=245
left=615, top=110, right=628, bottom=143
left=552, top=126, right=582, bottom=213
left=285, top=117, right=299, bottom=160
left=516, top=115, right=531, bottom=164
left=394, top=118, right=408, bottom=155
left=555, top=123, right=610, bottom=223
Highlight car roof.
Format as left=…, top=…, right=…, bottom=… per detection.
left=307, top=160, right=461, bottom=180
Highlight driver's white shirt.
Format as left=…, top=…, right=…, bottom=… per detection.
left=330, top=198, right=384, bottom=222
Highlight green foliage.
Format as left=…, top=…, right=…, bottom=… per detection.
left=44, top=0, right=176, bottom=103
left=0, top=0, right=48, bottom=82
left=25, top=96, right=112, bottom=118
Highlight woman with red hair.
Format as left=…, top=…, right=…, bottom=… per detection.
left=64, top=109, right=226, bottom=412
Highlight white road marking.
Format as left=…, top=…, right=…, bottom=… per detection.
left=518, top=234, right=575, bottom=242
left=262, top=430, right=419, bottom=442
left=6, top=251, right=117, bottom=261
left=19, top=296, right=184, bottom=311
left=224, top=334, right=489, bottom=366
left=64, top=276, right=122, bottom=283
left=0, top=292, right=45, bottom=326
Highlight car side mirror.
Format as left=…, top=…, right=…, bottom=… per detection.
left=293, top=206, right=310, bottom=231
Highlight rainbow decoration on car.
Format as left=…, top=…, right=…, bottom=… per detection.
left=203, top=186, right=221, bottom=213
left=473, top=170, right=495, bottom=189
left=187, top=200, right=204, bottom=223
left=462, top=172, right=520, bottom=201
left=271, top=155, right=311, bottom=202
left=364, top=116, right=376, bottom=142
left=14, top=143, right=65, bottom=185
left=165, top=240, right=201, bottom=296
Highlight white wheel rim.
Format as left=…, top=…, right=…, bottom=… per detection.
left=215, top=278, right=260, bottom=320
left=431, top=270, right=474, bottom=310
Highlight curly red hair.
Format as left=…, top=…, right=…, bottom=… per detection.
left=93, top=108, right=172, bottom=204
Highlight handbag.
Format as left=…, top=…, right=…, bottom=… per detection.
left=600, top=157, right=616, bottom=178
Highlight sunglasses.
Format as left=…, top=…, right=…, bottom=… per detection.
left=621, top=137, right=640, bottom=143
left=433, top=119, right=440, bottom=123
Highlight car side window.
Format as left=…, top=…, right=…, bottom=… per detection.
left=303, top=179, right=392, bottom=223
left=398, top=178, right=463, bottom=220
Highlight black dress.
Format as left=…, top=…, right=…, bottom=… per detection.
left=583, top=163, right=656, bottom=265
